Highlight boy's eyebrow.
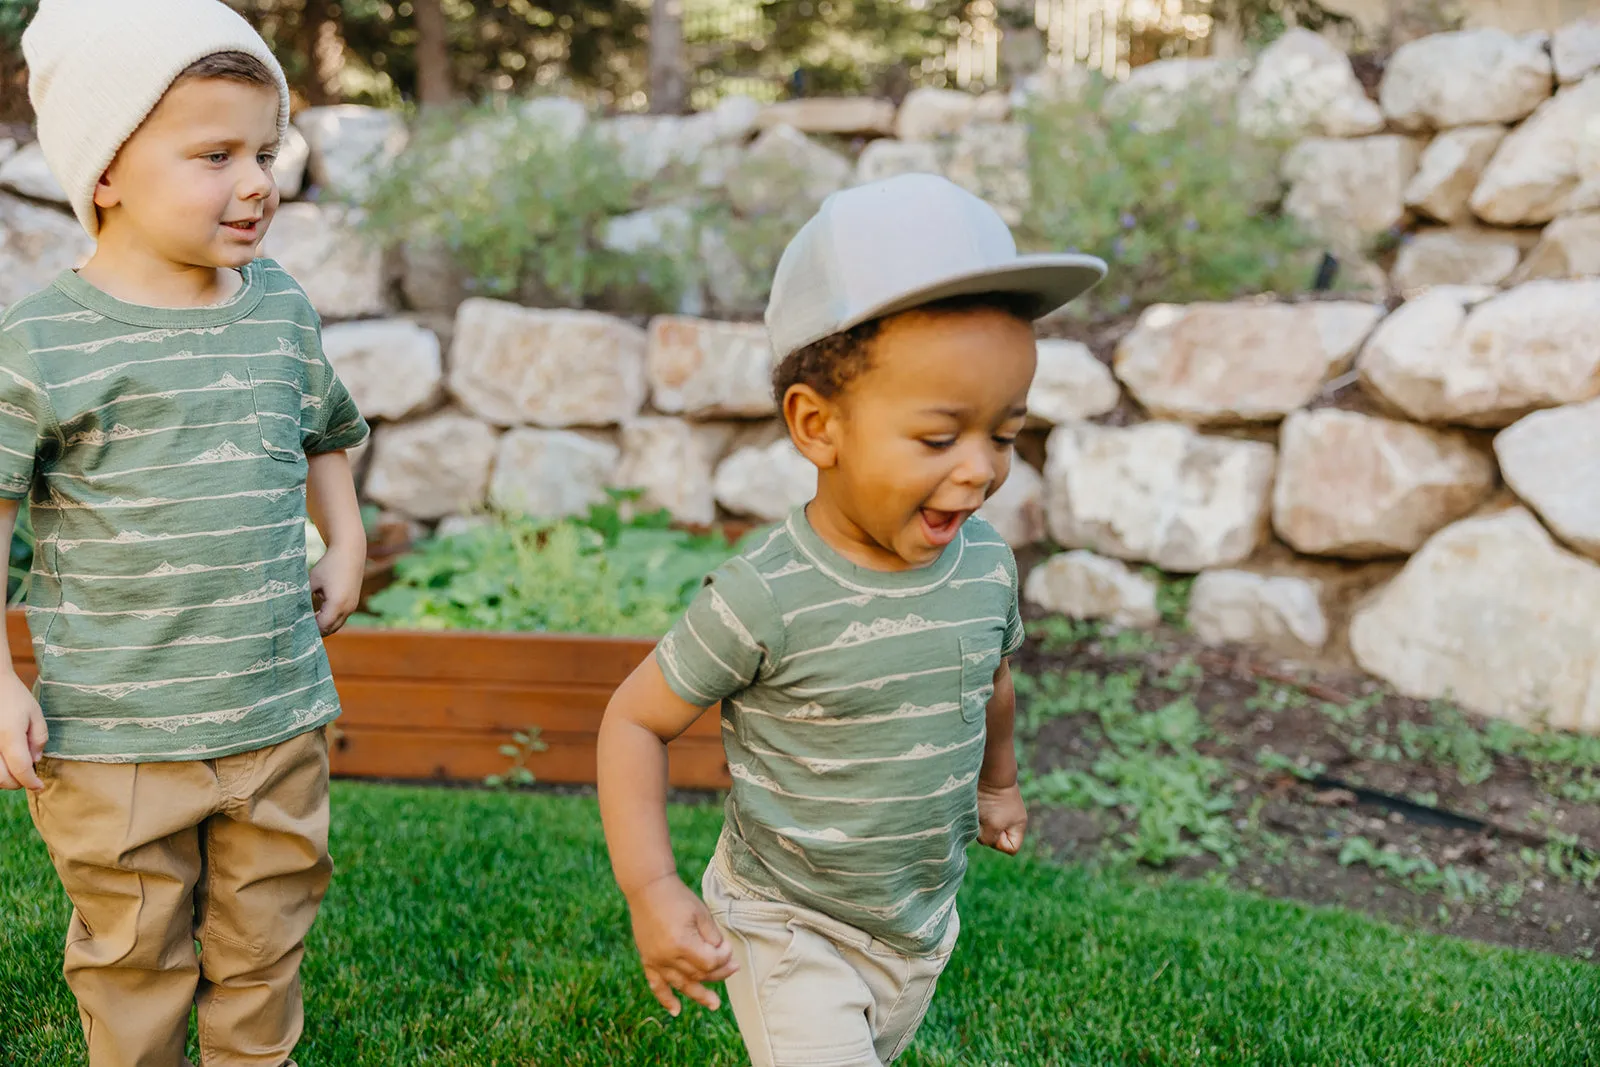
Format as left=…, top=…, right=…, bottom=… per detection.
left=918, top=404, right=1029, bottom=419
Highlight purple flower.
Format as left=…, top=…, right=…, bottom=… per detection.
left=1120, top=212, right=1137, bottom=230
left=1184, top=216, right=1198, bottom=231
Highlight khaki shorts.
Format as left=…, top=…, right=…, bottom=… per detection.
left=702, top=849, right=958, bottom=1067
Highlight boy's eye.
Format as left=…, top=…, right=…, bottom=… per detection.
left=258, top=152, right=277, bottom=166
left=992, top=435, right=1019, bottom=448
left=204, top=152, right=229, bottom=164
left=920, top=437, right=957, bottom=451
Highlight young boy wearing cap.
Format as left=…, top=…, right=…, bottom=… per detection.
left=0, top=2, right=368, bottom=1063
left=598, top=172, right=1104, bottom=1065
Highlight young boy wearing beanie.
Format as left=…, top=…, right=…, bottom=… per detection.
left=0, top=2, right=369, bottom=1063
left=598, top=173, right=1104, bottom=1065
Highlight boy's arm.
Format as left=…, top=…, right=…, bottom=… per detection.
left=597, top=657, right=736, bottom=1016
left=977, top=658, right=1027, bottom=855
left=0, top=499, right=46, bottom=791
left=305, top=450, right=365, bottom=636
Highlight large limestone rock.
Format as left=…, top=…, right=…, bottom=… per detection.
left=1469, top=77, right=1600, bottom=226
left=1273, top=408, right=1496, bottom=558
left=0, top=142, right=66, bottom=204
left=0, top=194, right=93, bottom=309
left=601, top=100, right=757, bottom=183
left=943, top=122, right=1029, bottom=226
left=1104, top=58, right=1246, bottom=131
left=294, top=105, right=408, bottom=197
left=1043, top=421, right=1276, bottom=572
left=449, top=299, right=647, bottom=428
left=895, top=88, right=978, bottom=141
left=854, top=139, right=943, bottom=186
left=1349, top=508, right=1600, bottom=734
left=259, top=202, right=390, bottom=321
left=1390, top=228, right=1524, bottom=291
left=648, top=316, right=776, bottom=418
left=488, top=428, right=619, bottom=519
left=364, top=413, right=499, bottom=520
left=1494, top=397, right=1600, bottom=558
left=614, top=417, right=727, bottom=527
left=1022, top=550, right=1159, bottom=628
left=320, top=319, right=442, bottom=421
left=714, top=438, right=817, bottom=522
left=1237, top=28, right=1384, bottom=138
left=698, top=226, right=768, bottom=317
left=1284, top=136, right=1422, bottom=252
left=756, top=98, right=896, bottom=137
left=1187, top=570, right=1328, bottom=651
left=1113, top=301, right=1384, bottom=424
left=1404, top=125, right=1509, bottom=224
left=1359, top=280, right=1600, bottom=426
left=1553, top=17, right=1600, bottom=83
left=1511, top=211, right=1600, bottom=280
left=1379, top=29, right=1553, bottom=130
left=1028, top=340, right=1120, bottom=424
left=976, top=460, right=1046, bottom=548
left=273, top=124, right=311, bottom=200
left=727, top=125, right=852, bottom=217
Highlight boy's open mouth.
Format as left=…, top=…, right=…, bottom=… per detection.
left=221, top=218, right=260, bottom=235
left=919, top=508, right=968, bottom=546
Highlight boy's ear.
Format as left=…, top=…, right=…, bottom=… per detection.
left=783, top=384, right=839, bottom=471
left=92, top=171, right=119, bottom=211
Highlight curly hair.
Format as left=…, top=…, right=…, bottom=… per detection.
left=771, top=292, right=1038, bottom=405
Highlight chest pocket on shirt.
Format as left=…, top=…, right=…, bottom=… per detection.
left=958, top=634, right=1002, bottom=724
left=248, top=366, right=302, bottom=462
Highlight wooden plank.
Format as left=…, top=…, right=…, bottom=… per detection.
left=6, top=609, right=723, bottom=788
left=330, top=678, right=723, bottom=739
left=324, top=627, right=656, bottom=687
left=328, top=724, right=731, bottom=790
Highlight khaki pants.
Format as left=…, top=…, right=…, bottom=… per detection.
left=702, top=851, right=958, bottom=1067
left=26, top=727, right=332, bottom=1067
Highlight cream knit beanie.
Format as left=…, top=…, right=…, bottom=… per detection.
left=22, top=0, right=291, bottom=238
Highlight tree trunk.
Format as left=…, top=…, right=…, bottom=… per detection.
left=413, top=0, right=454, bottom=107
left=296, top=0, right=344, bottom=106
left=648, top=0, right=687, bottom=115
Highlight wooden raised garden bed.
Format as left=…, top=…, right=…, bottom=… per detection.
left=5, top=611, right=730, bottom=791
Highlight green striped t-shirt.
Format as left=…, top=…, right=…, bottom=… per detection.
left=0, top=259, right=369, bottom=763
left=657, top=509, right=1023, bottom=955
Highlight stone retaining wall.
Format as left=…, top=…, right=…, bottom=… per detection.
left=0, top=17, right=1596, bottom=734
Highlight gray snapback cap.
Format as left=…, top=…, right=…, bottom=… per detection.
left=764, top=172, right=1107, bottom=360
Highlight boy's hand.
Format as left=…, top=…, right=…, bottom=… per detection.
left=977, top=779, right=1027, bottom=855
left=626, top=874, right=738, bottom=1017
left=309, top=544, right=364, bottom=636
left=0, top=673, right=46, bottom=791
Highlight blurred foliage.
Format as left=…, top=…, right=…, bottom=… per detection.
left=1020, top=75, right=1322, bottom=318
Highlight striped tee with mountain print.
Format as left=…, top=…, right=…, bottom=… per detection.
left=0, top=259, right=369, bottom=763
left=657, top=509, right=1024, bottom=955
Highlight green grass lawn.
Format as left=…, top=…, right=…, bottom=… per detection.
left=2, top=783, right=1596, bottom=1066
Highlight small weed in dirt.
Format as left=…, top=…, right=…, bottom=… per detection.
left=1256, top=746, right=1325, bottom=782
left=1338, top=835, right=1491, bottom=902
left=1245, top=679, right=1310, bottom=715
left=1141, top=567, right=1194, bottom=628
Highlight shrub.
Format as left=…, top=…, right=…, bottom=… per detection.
left=1020, top=77, right=1323, bottom=319
left=358, top=100, right=689, bottom=313
left=355, top=498, right=749, bottom=637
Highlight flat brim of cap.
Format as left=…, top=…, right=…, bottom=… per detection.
left=841, top=253, right=1108, bottom=336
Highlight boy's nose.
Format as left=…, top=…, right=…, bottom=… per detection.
left=239, top=166, right=274, bottom=201
left=950, top=448, right=997, bottom=490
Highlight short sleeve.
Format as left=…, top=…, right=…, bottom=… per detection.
left=655, top=556, right=784, bottom=707
left=1002, top=550, right=1025, bottom=657
left=302, top=342, right=370, bottom=455
left=0, top=338, right=51, bottom=499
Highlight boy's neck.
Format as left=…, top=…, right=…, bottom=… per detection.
left=77, top=229, right=243, bottom=309
left=804, top=493, right=930, bottom=574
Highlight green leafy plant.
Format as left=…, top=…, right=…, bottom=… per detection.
left=1338, top=835, right=1490, bottom=902
left=1020, top=77, right=1321, bottom=318
left=354, top=497, right=747, bottom=637
left=485, top=728, right=549, bottom=790
left=359, top=100, right=687, bottom=313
